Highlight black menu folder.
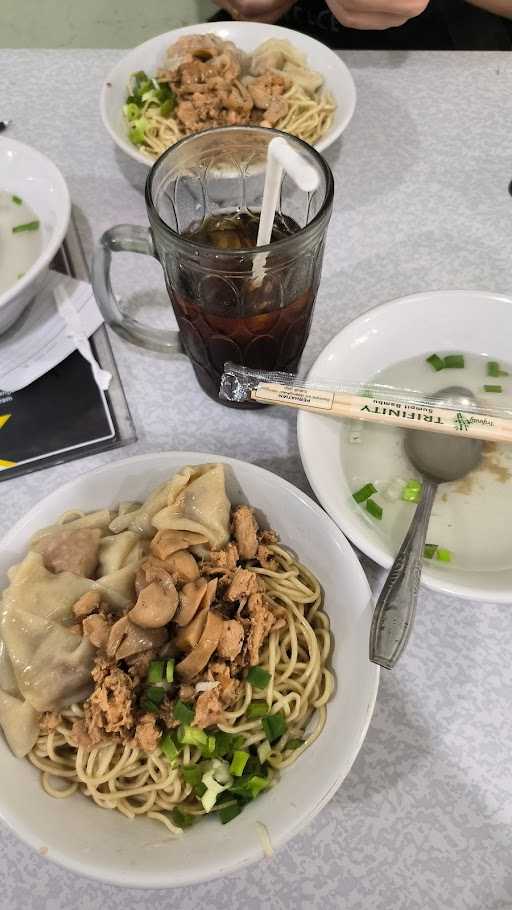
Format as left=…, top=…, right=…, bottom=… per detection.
left=0, top=217, right=135, bottom=481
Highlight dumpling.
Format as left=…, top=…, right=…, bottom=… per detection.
left=30, top=509, right=113, bottom=544
left=0, top=552, right=96, bottom=713
left=97, top=530, right=148, bottom=576
left=151, top=464, right=230, bottom=549
left=0, top=690, right=40, bottom=758
left=108, top=480, right=180, bottom=537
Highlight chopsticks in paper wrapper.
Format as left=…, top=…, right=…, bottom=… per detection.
left=220, top=363, right=512, bottom=444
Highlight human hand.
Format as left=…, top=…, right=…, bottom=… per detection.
left=325, top=0, right=429, bottom=29
left=213, top=0, right=296, bottom=23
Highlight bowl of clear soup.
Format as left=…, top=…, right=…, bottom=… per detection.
left=0, top=137, right=70, bottom=333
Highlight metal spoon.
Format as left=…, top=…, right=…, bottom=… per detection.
left=369, top=386, right=483, bottom=669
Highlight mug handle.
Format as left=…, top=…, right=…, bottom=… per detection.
left=92, top=224, right=183, bottom=354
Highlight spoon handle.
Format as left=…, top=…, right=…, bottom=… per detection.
left=369, top=479, right=437, bottom=669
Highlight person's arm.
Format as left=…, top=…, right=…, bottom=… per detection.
left=213, top=0, right=296, bottom=22
left=465, top=0, right=512, bottom=17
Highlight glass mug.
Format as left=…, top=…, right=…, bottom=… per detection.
left=92, top=126, right=334, bottom=407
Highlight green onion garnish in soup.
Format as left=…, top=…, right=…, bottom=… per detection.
left=12, top=195, right=23, bottom=205
left=366, top=499, right=383, bottom=520
left=352, top=482, right=377, bottom=503
left=487, top=360, right=508, bottom=377
left=426, top=353, right=444, bottom=372
left=423, top=544, right=438, bottom=559
left=443, top=354, right=465, bottom=369
left=12, top=220, right=40, bottom=234
left=401, top=479, right=423, bottom=503
left=247, top=666, right=271, bottom=689
left=483, top=384, right=503, bottom=393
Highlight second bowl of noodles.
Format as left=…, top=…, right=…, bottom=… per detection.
left=101, top=21, right=356, bottom=166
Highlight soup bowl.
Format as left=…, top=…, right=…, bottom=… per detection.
left=0, top=451, right=378, bottom=887
left=298, top=289, right=512, bottom=603
left=0, top=138, right=70, bottom=333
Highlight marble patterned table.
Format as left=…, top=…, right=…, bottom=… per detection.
left=1, top=48, right=511, bottom=910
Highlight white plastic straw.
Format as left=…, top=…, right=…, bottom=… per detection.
left=253, top=137, right=320, bottom=282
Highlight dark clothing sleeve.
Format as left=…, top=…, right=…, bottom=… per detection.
left=211, top=0, right=512, bottom=50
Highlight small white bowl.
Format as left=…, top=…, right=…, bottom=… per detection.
left=0, top=138, right=70, bottom=333
left=0, top=451, right=378, bottom=888
left=100, top=21, right=356, bottom=167
left=298, top=289, right=512, bottom=603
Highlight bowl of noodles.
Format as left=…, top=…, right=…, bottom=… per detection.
left=0, top=452, right=377, bottom=887
left=101, top=22, right=356, bottom=166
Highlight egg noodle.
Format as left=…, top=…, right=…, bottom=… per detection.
left=28, top=542, right=333, bottom=834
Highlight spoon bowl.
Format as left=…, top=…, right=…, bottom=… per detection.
left=405, top=386, right=483, bottom=482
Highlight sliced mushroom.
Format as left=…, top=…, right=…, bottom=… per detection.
left=165, top=549, right=199, bottom=584
left=174, top=607, right=209, bottom=652
left=150, top=529, right=209, bottom=560
left=107, top=615, right=167, bottom=660
left=174, top=578, right=208, bottom=627
left=129, top=580, right=178, bottom=629
left=135, top=557, right=176, bottom=596
left=176, top=611, right=224, bottom=681
left=82, top=613, right=110, bottom=649
left=201, top=577, right=218, bottom=611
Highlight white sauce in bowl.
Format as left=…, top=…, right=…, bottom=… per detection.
left=341, top=352, right=512, bottom=573
left=0, top=191, right=43, bottom=295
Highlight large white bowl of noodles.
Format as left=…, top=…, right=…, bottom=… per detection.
left=101, top=22, right=356, bottom=166
left=0, top=452, right=377, bottom=888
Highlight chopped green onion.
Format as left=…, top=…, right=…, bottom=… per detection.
left=247, top=702, right=268, bottom=719
left=436, top=548, right=453, bottom=563
left=140, top=697, right=160, bottom=713
left=230, top=751, right=250, bottom=777
left=147, top=660, right=164, bottom=684
left=156, top=82, right=172, bottom=101
left=401, top=479, right=423, bottom=504
left=261, top=712, right=287, bottom=744
left=200, top=735, right=216, bottom=758
left=352, top=482, right=377, bottom=504
left=443, top=354, right=465, bottom=369
left=160, top=98, right=175, bottom=117
left=196, top=782, right=207, bottom=797
left=165, top=659, right=175, bottom=683
left=230, top=775, right=269, bottom=800
left=160, top=732, right=178, bottom=763
left=366, top=499, right=383, bottom=520
left=212, top=731, right=236, bottom=758
left=174, top=700, right=194, bottom=724
left=201, top=759, right=234, bottom=811
left=145, top=685, right=165, bottom=706
left=11, top=195, right=22, bottom=205
left=257, top=741, right=272, bottom=764
left=219, top=803, right=243, bottom=824
left=286, top=738, right=305, bottom=751
left=128, top=117, right=149, bottom=146
left=483, top=384, right=503, bottom=393
left=178, top=724, right=208, bottom=748
left=247, top=667, right=271, bottom=689
left=123, top=102, right=141, bottom=122
left=182, top=765, right=202, bottom=788
left=423, top=543, right=438, bottom=559
left=171, top=808, right=194, bottom=829
left=487, top=360, right=501, bottom=377
left=12, top=220, right=39, bottom=234
left=426, top=353, right=444, bottom=372
left=244, top=755, right=266, bottom=778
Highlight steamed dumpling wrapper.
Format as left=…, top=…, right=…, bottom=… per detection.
left=151, top=464, right=230, bottom=549
left=0, top=552, right=96, bottom=713
left=30, top=509, right=114, bottom=544
left=97, top=531, right=148, bottom=577
left=0, top=690, right=40, bottom=758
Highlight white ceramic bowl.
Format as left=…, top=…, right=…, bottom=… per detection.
left=0, top=138, right=70, bottom=333
left=101, top=21, right=356, bottom=167
left=0, top=451, right=378, bottom=888
left=298, top=289, right=512, bottom=603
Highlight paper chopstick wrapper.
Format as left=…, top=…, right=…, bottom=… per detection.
left=220, top=364, right=512, bottom=444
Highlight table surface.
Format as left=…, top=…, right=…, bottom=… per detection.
left=1, top=48, right=512, bottom=910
